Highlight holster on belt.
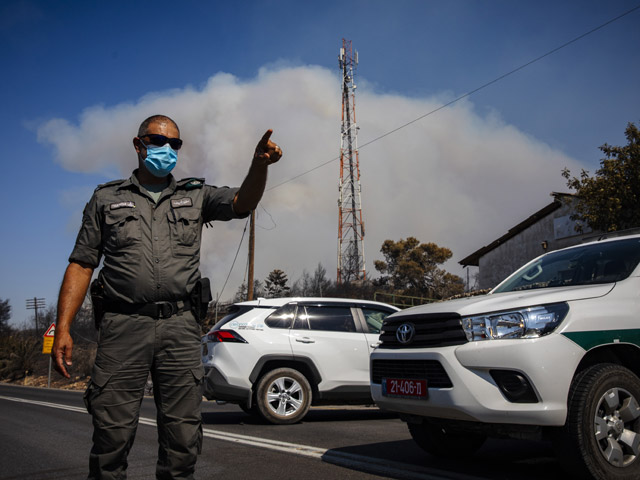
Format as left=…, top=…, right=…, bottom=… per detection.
left=90, top=278, right=105, bottom=329
left=189, top=277, right=212, bottom=324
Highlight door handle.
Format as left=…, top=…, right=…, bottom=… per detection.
left=295, top=337, right=315, bottom=344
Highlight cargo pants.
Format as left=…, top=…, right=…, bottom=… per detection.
left=84, top=310, right=204, bottom=480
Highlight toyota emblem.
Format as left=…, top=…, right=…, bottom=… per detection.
left=396, top=323, right=416, bottom=344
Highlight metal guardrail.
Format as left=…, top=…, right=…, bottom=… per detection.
left=373, top=292, right=436, bottom=309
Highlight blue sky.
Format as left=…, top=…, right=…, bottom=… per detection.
left=1, top=0, right=639, bottom=328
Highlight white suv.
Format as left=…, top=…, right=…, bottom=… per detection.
left=202, top=297, right=398, bottom=424
left=371, top=232, right=640, bottom=480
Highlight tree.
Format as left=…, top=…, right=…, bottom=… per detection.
left=70, top=296, right=98, bottom=345
left=233, top=280, right=264, bottom=302
left=374, top=237, right=464, bottom=300
left=290, top=271, right=313, bottom=297
left=331, top=279, right=377, bottom=301
left=562, top=122, right=640, bottom=232
left=291, top=264, right=333, bottom=297
left=0, top=299, right=11, bottom=335
left=311, top=263, right=332, bottom=297
left=264, top=269, right=291, bottom=298
left=34, top=304, right=56, bottom=334
left=233, top=283, right=247, bottom=303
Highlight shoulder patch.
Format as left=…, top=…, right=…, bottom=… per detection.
left=179, top=177, right=205, bottom=190
left=95, top=179, right=126, bottom=191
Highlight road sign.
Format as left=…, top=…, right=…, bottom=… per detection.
left=44, top=323, right=55, bottom=337
left=42, top=323, right=55, bottom=354
left=42, top=337, right=54, bottom=354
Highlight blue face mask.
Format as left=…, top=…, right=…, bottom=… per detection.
left=142, top=142, right=178, bottom=177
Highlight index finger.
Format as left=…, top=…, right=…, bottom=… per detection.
left=257, top=129, right=273, bottom=149
left=54, top=355, right=70, bottom=378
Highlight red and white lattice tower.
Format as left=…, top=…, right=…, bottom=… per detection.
left=337, top=39, right=366, bottom=284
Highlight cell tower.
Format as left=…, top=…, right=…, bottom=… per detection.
left=337, top=39, right=366, bottom=284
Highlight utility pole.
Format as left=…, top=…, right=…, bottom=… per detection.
left=337, top=38, right=366, bottom=285
left=247, top=210, right=256, bottom=301
left=26, top=297, right=46, bottom=333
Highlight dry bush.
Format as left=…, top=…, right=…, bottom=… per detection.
left=72, top=343, right=97, bottom=377
left=0, top=333, right=40, bottom=380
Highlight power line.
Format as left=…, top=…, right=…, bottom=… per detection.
left=219, top=206, right=275, bottom=303
left=224, top=5, right=639, bottom=298
left=256, top=204, right=277, bottom=231
left=216, top=217, right=250, bottom=303
left=266, top=4, right=640, bottom=192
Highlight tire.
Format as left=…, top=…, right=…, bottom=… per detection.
left=255, top=368, right=312, bottom=425
left=555, top=363, right=640, bottom=480
left=408, top=421, right=486, bottom=459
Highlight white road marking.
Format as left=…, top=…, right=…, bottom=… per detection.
left=0, top=395, right=482, bottom=480
left=0, top=395, right=87, bottom=414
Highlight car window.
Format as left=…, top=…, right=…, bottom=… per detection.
left=493, top=238, right=640, bottom=293
left=361, top=308, right=394, bottom=334
left=302, top=306, right=356, bottom=332
left=265, top=304, right=297, bottom=329
left=214, top=305, right=259, bottom=329
left=293, top=309, right=309, bottom=330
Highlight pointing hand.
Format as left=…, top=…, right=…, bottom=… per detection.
left=253, top=129, right=282, bottom=166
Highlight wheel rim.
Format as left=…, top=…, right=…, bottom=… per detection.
left=265, top=376, right=304, bottom=417
left=594, top=387, right=640, bottom=467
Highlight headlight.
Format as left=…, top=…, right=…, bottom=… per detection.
left=462, top=303, right=569, bottom=341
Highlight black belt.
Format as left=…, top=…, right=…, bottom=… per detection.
left=103, top=299, right=192, bottom=319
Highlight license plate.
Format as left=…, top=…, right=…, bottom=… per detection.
left=382, top=378, right=428, bottom=399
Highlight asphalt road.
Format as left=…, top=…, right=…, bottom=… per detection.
left=0, top=383, right=569, bottom=479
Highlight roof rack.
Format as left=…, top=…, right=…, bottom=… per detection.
left=581, top=227, right=640, bottom=243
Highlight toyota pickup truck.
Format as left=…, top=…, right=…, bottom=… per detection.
left=371, top=231, right=640, bottom=480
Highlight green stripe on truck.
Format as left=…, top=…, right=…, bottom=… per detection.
left=562, top=329, right=640, bottom=350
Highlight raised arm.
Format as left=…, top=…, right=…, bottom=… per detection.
left=233, top=129, right=283, bottom=214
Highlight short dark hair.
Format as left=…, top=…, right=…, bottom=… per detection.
left=138, top=115, right=180, bottom=137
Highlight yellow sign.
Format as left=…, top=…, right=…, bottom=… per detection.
left=42, top=337, right=54, bottom=354
left=42, top=323, right=56, bottom=354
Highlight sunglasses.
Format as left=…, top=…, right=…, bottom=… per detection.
left=139, top=134, right=183, bottom=150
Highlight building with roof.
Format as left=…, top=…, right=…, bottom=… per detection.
left=460, top=193, right=595, bottom=290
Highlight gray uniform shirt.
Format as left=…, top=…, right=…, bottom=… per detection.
left=69, top=170, right=248, bottom=304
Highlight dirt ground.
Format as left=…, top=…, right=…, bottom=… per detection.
left=1, top=350, right=90, bottom=391
left=1, top=373, right=88, bottom=391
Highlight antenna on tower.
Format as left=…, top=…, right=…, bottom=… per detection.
left=337, top=38, right=366, bottom=285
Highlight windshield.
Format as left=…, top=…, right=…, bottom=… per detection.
left=493, top=238, right=640, bottom=293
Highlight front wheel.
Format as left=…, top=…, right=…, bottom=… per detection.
left=408, top=421, right=486, bottom=458
left=255, top=368, right=312, bottom=425
left=556, top=363, right=640, bottom=480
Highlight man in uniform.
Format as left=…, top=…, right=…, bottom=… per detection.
left=52, top=114, right=282, bottom=479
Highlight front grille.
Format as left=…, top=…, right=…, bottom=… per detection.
left=379, top=313, right=466, bottom=348
left=371, top=360, right=452, bottom=388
